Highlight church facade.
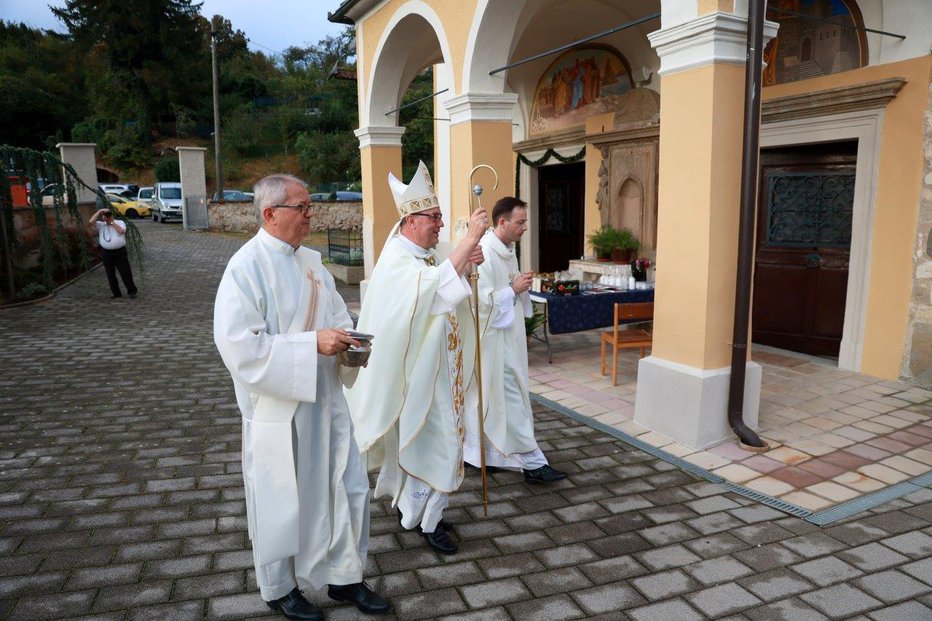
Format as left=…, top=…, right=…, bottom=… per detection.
left=330, top=0, right=932, bottom=448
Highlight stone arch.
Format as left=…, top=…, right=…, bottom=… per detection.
left=364, top=2, right=455, bottom=128
left=462, top=0, right=528, bottom=95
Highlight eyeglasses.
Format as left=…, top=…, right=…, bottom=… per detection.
left=411, top=212, right=443, bottom=223
left=270, top=203, right=313, bottom=216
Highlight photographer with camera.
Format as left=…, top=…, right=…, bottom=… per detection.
left=88, top=205, right=137, bottom=299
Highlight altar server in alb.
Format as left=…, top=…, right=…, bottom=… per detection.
left=345, top=162, right=487, bottom=555
left=465, top=196, right=567, bottom=484
left=214, top=174, right=389, bottom=620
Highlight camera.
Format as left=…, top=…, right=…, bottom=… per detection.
left=101, top=210, right=112, bottom=219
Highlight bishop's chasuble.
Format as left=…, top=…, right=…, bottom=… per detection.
left=214, top=228, right=369, bottom=599
left=464, top=230, right=548, bottom=470
left=345, top=235, right=476, bottom=531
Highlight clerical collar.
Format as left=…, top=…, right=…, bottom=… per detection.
left=257, top=227, right=298, bottom=255
left=395, top=234, right=434, bottom=259
left=485, top=230, right=515, bottom=257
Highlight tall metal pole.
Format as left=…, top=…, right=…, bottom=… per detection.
left=727, top=0, right=767, bottom=450
left=0, top=194, right=15, bottom=300
left=211, top=18, right=224, bottom=199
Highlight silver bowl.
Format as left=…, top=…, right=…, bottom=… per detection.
left=338, top=346, right=371, bottom=368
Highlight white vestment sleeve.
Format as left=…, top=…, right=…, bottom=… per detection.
left=429, top=259, right=471, bottom=315
left=490, top=286, right=516, bottom=329
left=214, top=269, right=319, bottom=404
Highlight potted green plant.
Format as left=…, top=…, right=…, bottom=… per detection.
left=587, top=225, right=639, bottom=262
left=611, top=228, right=639, bottom=263
left=525, top=311, right=546, bottom=339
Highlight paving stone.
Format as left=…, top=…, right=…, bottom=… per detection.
left=506, top=594, right=586, bottom=620
left=780, top=533, right=847, bottom=559
left=638, top=522, right=701, bottom=545
left=492, top=530, right=553, bottom=553
left=791, top=556, right=864, bottom=586
left=900, top=557, right=932, bottom=586
left=866, top=600, right=932, bottom=621
left=729, top=504, right=788, bottom=524
left=577, top=554, right=648, bottom=584
left=635, top=544, right=703, bottom=571
left=630, top=568, right=701, bottom=601
left=8, top=590, right=96, bottom=621
left=459, top=577, right=529, bottom=608
left=66, top=562, right=142, bottom=589
left=744, top=597, right=830, bottom=621
left=438, top=607, right=513, bottom=621
left=686, top=582, right=762, bottom=618
left=415, top=561, right=484, bottom=589
left=521, top=566, right=592, bottom=597
left=731, top=522, right=797, bottom=545
left=837, top=542, right=910, bottom=572
left=853, top=569, right=932, bottom=604
left=571, top=581, right=647, bottom=615
left=589, top=532, right=652, bottom=558
left=613, top=598, right=701, bottom=621
left=822, top=522, right=891, bottom=546
left=799, top=583, right=884, bottom=619
left=683, top=532, right=749, bottom=559
left=686, top=511, right=746, bottom=535
left=534, top=542, right=600, bottom=568
left=172, top=570, right=244, bottom=600
left=477, top=551, right=545, bottom=579
left=207, top=592, right=272, bottom=619
left=684, top=555, right=754, bottom=586
left=880, top=531, right=932, bottom=559
left=127, top=600, right=205, bottom=621
left=738, top=567, right=814, bottom=602
left=734, top=544, right=804, bottom=572
left=92, top=579, right=173, bottom=612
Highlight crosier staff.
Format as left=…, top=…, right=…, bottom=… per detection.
left=467, top=164, right=498, bottom=517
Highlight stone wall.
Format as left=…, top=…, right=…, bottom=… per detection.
left=207, top=200, right=362, bottom=233
left=903, top=73, right=932, bottom=388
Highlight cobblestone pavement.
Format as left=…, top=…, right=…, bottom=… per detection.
left=2, top=221, right=932, bottom=620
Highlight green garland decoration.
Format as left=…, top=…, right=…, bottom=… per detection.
left=0, top=145, right=143, bottom=301
left=514, top=146, right=587, bottom=196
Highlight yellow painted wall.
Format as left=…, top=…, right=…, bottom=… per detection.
left=764, top=57, right=931, bottom=379
left=359, top=145, right=403, bottom=257
left=449, top=120, right=515, bottom=223
left=653, top=63, right=747, bottom=370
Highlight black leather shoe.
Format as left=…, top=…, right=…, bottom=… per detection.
left=524, top=464, right=568, bottom=484
left=328, top=581, right=391, bottom=615
left=422, top=527, right=458, bottom=554
left=396, top=507, right=453, bottom=533
left=266, top=587, right=322, bottom=621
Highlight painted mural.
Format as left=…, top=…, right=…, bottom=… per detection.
left=530, top=45, right=634, bottom=136
left=763, top=0, right=867, bottom=86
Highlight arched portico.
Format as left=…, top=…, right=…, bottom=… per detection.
left=356, top=3, right=455, bottom=277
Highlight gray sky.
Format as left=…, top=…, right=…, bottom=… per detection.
left=0, top=0, right=349, bottom=55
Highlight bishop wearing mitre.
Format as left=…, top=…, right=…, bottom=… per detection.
left=345, top=161, right=487, bottom=556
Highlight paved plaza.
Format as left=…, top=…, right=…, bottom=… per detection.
left=2, top=221, right=932, bottom=620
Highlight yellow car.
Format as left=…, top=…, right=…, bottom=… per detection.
left=106, top=193, right=151, bottom=219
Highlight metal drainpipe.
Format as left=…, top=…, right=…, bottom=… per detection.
left=727, top=0, right=768, bottom=449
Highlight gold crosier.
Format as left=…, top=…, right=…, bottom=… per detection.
left=468, top=164, right=498, bottom=517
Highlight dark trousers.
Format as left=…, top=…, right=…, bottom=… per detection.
left=101, top=246, right=137, bottom=297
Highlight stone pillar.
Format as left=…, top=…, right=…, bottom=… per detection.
left=633, top=3, right=778, bottom=448
left=176, top=147, right=207, bottom=229
left=444, top=93, right=518, bottom=223
left=355, top=125, right=405, bottom=297
left=56, top=143, right=97, bottom=204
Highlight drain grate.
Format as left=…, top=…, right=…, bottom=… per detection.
left=805, top=482, right=921, bottom=526
left=529, top=392, right=931, bottom=525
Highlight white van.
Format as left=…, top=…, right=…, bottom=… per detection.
left=152, top=182, right=183, bottom=223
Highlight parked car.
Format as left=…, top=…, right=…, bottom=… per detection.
left=136, top=187, right=155, bottom=203
left=152, top=182, right=183, bottom=223
left=105, top=194, right=150, bottom=219
left=212, top=189, right=253, bottom=202
left=99, top=183, right=139, bottom=198
left=310, top=192, right=331, bottom=201
left=333, top=191, right=363, bottom=201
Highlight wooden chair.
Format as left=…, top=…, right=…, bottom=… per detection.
left=600, top=302, right=654, bottom=386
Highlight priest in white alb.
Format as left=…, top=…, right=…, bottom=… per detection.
left=465, top=196, right=567, bottom=484
left=345, top=162, right=487, bottom=556
left=213, top=174, right=390, bottom=620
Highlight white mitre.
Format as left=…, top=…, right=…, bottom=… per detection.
left=388, top=160, right=440, bottom=218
